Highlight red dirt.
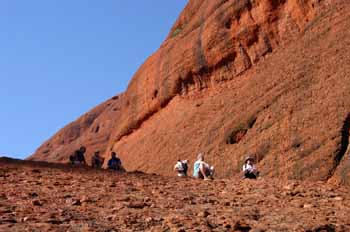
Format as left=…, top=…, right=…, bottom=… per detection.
left=1, top=158, right=350, bottom=231
left=29, top=0, right=350, bottom=185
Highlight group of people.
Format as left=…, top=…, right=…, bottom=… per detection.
left=69, top=146, right=124, bottom=171
left=174, top=153, right=259, bottom=180
left=69, top=146, right=258, bottom=178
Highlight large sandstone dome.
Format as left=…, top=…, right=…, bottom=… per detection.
left=29, top=0, right=350, bottom=184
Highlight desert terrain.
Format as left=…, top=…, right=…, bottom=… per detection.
left=1, top=158, right=350, bottom=231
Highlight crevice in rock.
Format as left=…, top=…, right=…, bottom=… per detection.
left=95, top=125, right=100, bottom=134
left=152, top=90, right=158, bottom=99
left=335, top=114, right=350, bottom=165
left=226, top=116, right=257, bottom=144
left=214, top=52, right=237, bottom=70
left=328, top=113, right=350, bottom=179
left=225, top=18, right=232, bottom=29
left=309, top=224, right=336, bottom=232
left=262, top=34, right=273, bottom=55
left=239, top=44, right=252, bottom=70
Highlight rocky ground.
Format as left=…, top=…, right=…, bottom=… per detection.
left=1, top=158, right=350, bottom=231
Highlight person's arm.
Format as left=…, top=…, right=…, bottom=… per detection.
left=243, top=164, right=252, bottom=175
left=251, top=165, right=257, bottom=173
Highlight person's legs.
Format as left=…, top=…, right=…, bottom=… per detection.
left=201, top=166, right=214, bottom=180
left=177, top=172, right=185, bottom=177
left=198, top=166, right=206, bottom=179
left=96, top=160, right=102, bottom=168
left=91, top=159, right=95, bottom=168
left=244, top=171, right=257, bottom=179
left=69, top=155, right=75, bottom=165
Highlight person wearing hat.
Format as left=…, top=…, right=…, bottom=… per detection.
left=174, top=159, right=189, bottom=177
left=243, top=156, right=258, bottom=179
left=91, top=150, right=104, bottom=168
left=193, top=153, right=214, bottom=180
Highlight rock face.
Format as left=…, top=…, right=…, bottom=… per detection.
left=1, top=158, right=350, bottom=231
left=29, top=0, right=350, bottom=184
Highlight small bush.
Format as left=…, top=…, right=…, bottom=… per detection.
left=172, top=28, right=182, bottom=38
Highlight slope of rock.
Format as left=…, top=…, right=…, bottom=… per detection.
left=1, top=158, right=350, bottom=231
left=29, top=0, right=350, bottom=183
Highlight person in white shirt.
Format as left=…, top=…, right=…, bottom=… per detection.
left=242, top=156, right=258, bottom=179
left=174, top=159, right=188, bottom=177
left=193, top=153, right=214, bottom=180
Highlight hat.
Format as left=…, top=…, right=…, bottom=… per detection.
left=245, top=156, right=254, bottom=163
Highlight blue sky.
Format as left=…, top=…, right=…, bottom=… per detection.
left=0, top=1, right=188, bottom=159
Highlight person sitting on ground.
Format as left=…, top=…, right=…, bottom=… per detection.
left=107, top=152, right=123, bottom=171
left=242, top=156, right=259, bottom=179
left=69, top=152, right=77, bottom=165
left=91, top=151, right=104, bottom=168
left=76, top=146, right=87, bottom=165
left=193, top=153, right=214, bottom=180
left=174, top=159, right=188, bottom=177
left=69, top=146, right=87, bottom=165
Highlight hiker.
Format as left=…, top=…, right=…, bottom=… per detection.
left=174, top=159, right=188, bottom=177
left=193, top=153, right=214, bottom=180
left=91, top=151, right=104, bottom=168
left=242, top=156, right=259, bottom=179
left=107, top=152, right=123, bottom=171
left=69, top=146, right=87, bottom=165
left=69, top=153, right=77, bottom=165
left=76, top=146, right=87, bottom=164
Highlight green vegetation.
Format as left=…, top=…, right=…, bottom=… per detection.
left=172, top=28, right=182, bottom=38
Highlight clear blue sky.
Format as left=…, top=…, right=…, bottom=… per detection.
left=0, top=1, right=188, bottom=159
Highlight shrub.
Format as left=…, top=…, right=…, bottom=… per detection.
left=172, top=28, right=182, bottom=38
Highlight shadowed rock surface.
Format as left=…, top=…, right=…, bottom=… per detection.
left=29, top=0, right=350, bottom=184
left=1, top=158, right=350, bottom=231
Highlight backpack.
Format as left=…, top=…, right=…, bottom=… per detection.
left=181, top=161, right=188, bottom=175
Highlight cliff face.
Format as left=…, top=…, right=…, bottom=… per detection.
left=29, top=0, right=350, bottom=184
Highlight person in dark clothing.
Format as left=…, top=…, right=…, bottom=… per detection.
left=76, top=146, right=87, bottom=164
left=174, top=160, right=188, bottom=177
left=69, top=153, right=76, bottom=164
left=69, top=146, right=87, bottom=165
left=107, top=152, right=122, bottom=171
left=91, top=151, right=104, bottom=168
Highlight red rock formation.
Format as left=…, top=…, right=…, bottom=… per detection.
left=29, top=0, right=350, bottom=184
